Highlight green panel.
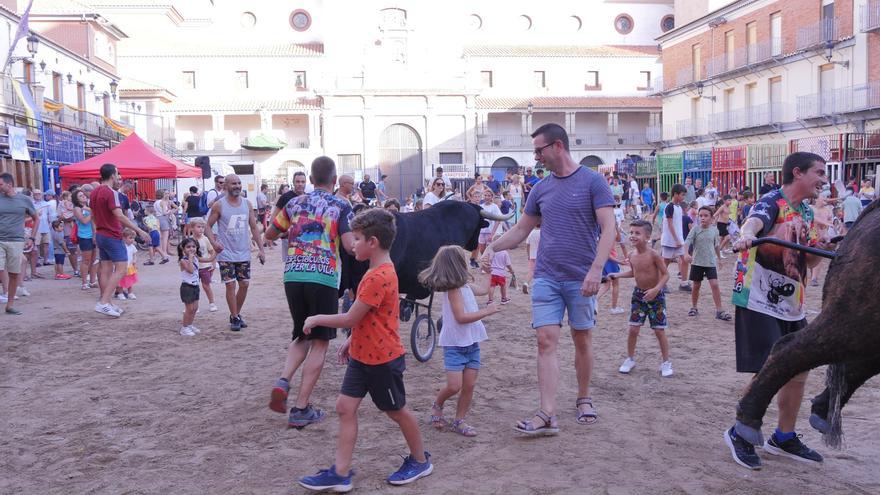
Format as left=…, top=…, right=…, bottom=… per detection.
left=659, top=172, right=681, bottom=194
left=636, top=157, right=657, bottom=178
left=747, top=144, right=788, bottom=170
left=657, top=153, right=683, bottom=174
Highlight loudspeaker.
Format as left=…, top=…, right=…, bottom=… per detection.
left=195, top=155, right=211, bottom=179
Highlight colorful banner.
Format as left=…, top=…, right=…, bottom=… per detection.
left=11, top=78, right=37, bottom=126
left=1, top=0, right=34, bottom=71
left=43, top=99, right=64, bottom=112
left=8, top=125, right=30, bottom=161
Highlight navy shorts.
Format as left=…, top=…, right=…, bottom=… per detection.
left=149, top=230, right=160, bottom=247
left=340, top=355, right=406, bottom=411
left=54, top=253, right=66, bottom=265
left=96, top=234, right=128, bottom=262
left=78, top=237, right=94, bottom=251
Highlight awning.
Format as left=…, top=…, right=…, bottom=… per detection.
left=241, top=133, right=287, bottom=151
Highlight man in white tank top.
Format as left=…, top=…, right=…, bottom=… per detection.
left=206, top=174, right=265, bottom=331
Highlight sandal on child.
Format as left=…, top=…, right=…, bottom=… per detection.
left=450, top=419, right=477, bottom=437
left=688, top=308, right=699, bottom=317
left=575, top=397, right=598, bottom=425
left=715, top=310, right=732, bottom=321
left=514, top=410, right=559, bottom=436
left=429, top=402, right=447, bottom=429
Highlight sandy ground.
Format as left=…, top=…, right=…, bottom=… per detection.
left=1, top=237, right=879, bottom=495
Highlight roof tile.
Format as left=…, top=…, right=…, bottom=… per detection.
left=163, top=97, right=321, bottom=113
left=463, top=45, right=660, bottom=58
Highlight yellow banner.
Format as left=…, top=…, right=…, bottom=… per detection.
left=103, top=116, right=134, bottom=137
left=43, top=100, right=64, bottom=112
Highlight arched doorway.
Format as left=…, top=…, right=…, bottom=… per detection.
left=379, top=124, right=423, bottom=200
left=266, top=160, right=304, bottom=199
left=490, top=156, right=518, bottom=181
left=579, top=155, right=604, bottom=169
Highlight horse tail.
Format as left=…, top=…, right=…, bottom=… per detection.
left=823, top=362, right=846, bottom=449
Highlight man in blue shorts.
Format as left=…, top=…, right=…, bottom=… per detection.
left=482, top=123, right=616, bottom=435
left=90, top=164, right=150, bottom=317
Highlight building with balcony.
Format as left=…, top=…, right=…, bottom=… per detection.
left=0, top=0, right=128, bottom=190
left=654, top=0, right=880, bottom=184
left=72, top=0, right=672, bottom=200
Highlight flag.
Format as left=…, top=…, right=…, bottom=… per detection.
left=2, top=0, right=35, bottom=72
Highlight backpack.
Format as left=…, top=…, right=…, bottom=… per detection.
left=198, top=189, right=213, bottom=216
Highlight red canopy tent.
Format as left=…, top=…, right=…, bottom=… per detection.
left=59, top=133, right=202, bottom=180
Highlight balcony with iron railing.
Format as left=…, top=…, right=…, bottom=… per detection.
left=476, top=134, right=524, bottom=148
left=861, top=0, right=880, bottom=32
left=646, top=124, right=663, bottom=143
left=706, top=40, right=778, bottom=78
left=797, top=17, right=840, bottom=50
left=796, top=81, right=880, bottom=119
left=708, top=103, right=785, bottom=133
left=675, top=118, right=707, bottom=139
left=676, top=67, right=696, bottom=88
left=571, top=134, right=609, bottom=146
left=614, top=133, right=648, bottom=145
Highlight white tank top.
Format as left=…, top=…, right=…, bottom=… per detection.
left=181, top=260, right=199, bottom=286
left=439, top=286, right=487, bottom=347
left=661, top=202, right=684, bottom=247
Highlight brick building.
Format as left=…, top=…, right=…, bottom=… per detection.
left=654, top=0, right=880, bottom=188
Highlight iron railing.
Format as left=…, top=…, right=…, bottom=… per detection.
left=676, top=118, right=706, bottom=138
left=676, top=66, right=695, bottom=87
left=571, top=134, right=609, bottom=146
left=796, top=17, right=840, bottom=50
left=796, top=81, right=880, bottom=119
left=646, top=124, right=663, bottom=143
left=615, top=133, right=648, bottom=145
left=860, top=1, right=880, bottom=32
left=709, top=103, right=785, bottom=133
left=707, top=40, right=775, bottom=77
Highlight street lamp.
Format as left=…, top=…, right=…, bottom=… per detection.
left=26, top=35, right=39, bottom=56
left=39, top=60, right=46, bottom=72
left=109, top=79, right=118, bottom=100
left=823, top=41, right=850, bottom=69
left=695, top=81, right=716, bottom=102
left=66, top=73, right=73, bottom=84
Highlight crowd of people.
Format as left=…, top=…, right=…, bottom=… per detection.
left=2, top=118, right=875, bottom=490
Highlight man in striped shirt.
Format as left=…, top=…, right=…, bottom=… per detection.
left=482, top=123, right=616, bottom=435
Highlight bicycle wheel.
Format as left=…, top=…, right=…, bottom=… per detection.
left=410, top=314, right=436, bottom=363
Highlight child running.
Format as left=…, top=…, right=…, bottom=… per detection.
left=487, top=248, right=514, bottom=305
left=685, top=207, right=731, bottom=321
left=610, top=220, right=673, bottom=377
left=178, top=237, right=202, bottom=337
left=419, top=246, right=500, bottom=437
left=116, top=229, right=139, bottom=300
left=190, top=217, right=219, bottom=312
left=298, top=209, right=432, bottom=492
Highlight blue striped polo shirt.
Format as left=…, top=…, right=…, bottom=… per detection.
left=524, top=167, right=615, bottom=282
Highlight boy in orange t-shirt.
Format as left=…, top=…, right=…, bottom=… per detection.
left=299, top=208, right=432, bottom=492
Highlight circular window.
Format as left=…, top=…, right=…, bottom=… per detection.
left=290, top=9, right=312, bottom=31
left=468, top=14, right=482, bottom=30
left=661, top=15, right=675, bottom=32
left=519, top=15, right=532, bottom=31
left=240, top=11, right=256, bottom=29
left=571, top=15, right=582, bottom=32
left=614, top=14, right=634, bottom=35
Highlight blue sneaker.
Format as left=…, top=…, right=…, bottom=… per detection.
left=387, top=451, right=433, bottom=486
left=299, top=465, right=353, bottom=493
left=288, top=404, right=326, bottom=428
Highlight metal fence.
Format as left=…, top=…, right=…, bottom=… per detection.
left=796, top=17, right=840, bottom=50
left=796, top=81, right=880, bottom=119
left=861, top=1, right=880, bottom=32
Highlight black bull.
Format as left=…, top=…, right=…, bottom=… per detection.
left=339, top=201, right=511, bottom=300
left=735, top=198, right=880, bottom=448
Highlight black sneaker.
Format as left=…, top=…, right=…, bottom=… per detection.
left=724, top=426, right=762, bottom=470
left=469, top=259, right=479, bottom=269
left=237, top=315, right=248, bottom=328
left=229, top=315, right=241, bottom=332
left=764, top=434, right=823, bottom=463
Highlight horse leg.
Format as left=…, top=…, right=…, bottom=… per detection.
left=809, top=356, right=880, bottom=446
left=735, top=316, right=840, bottom=445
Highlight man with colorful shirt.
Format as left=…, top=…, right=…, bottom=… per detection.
left=724, top=152, right=832, bottom=470
left=265, top=156, right=355, bottom=428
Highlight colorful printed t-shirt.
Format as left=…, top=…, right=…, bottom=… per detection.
left=351, top=263, right=405, bottom=365
left=732, top=189, right=818, bottom=321
left=273, top=189, right=353, bottom=288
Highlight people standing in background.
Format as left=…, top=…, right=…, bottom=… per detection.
left=858, top=179, right=875, bottom=207
left=759, top=172, right=780, bottom=197
left=435, top=166, right=452, bottom=189
left=73, top=190, right=97, bottom=291
left=206, top=175, right=226, bottom=208
left=359, top=174, right=377, bottom=204
left=508, top=174, right=524, bottom=223
left=684, top=176, right=696, bottom=204
left=376, top=174, right=388, bottom=203
left=0, top=173, right=39, bottom=314
left=485, top=174, right=501, bottom=195
left=155, top=189, right=175, bottom=264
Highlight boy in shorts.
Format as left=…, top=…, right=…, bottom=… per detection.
left=685, top=207, right=731, bottom=321
left=142, top=206, right=162, bottom=265
left=660, top=184, right=691, bottom=292
left=609, top=220, right=673, bottom=377
left=298, top=209, right=432, bottom=492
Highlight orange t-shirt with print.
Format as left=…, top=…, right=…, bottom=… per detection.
left=350, top=262, right=405, bottom=365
